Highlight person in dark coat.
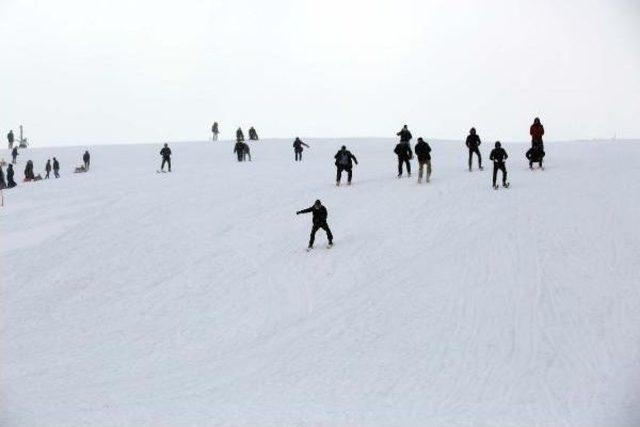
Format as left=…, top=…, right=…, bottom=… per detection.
left=6, top=164, right=16, bottom=188
left=396, top=125, right=412, bottom=144
left=53, top=157, right=60, bottom=178
left=7, top=130, right=14, bottom=149
left=83, top=150, right=90, bottom=170
left=45, top=159, right=51, bottom=179
left=248, top=127, right=259, bottom=141
left=293, top=137, right=309, bottom=161
left=24, top=160, right=35, bottom=181
left=334, top=145, right=358, bottom=186
left=414, top=137, right=432, bottom=183
left=394, top=141, right=412, bottom=177
left=236, top=127, right=245, bottom=142
left=296, top=199, right=333, bottom=249
left=159, top=143, right=171, bottom=172
left=0, top=165, right=6, bottom=189
left=528, top=117, right=545, bottom=169
left=489, top=141, right=509, bottom=189
left=212, top=122, right=219, bottom=141
left=233, top=141, right=246, bottom=161
left=11, top=147, right=18, bottom=164
left=465, top=127, right=483, bottom=171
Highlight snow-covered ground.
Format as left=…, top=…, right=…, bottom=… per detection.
left=2, top=138, right=640, bottom=426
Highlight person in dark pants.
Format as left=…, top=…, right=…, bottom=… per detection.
left=394, top=141, right=412, bottom=177
left=293, top=137, right=309, bottom=161
left=489, top=141, right=509, bottom=189
left=212, top=122, right=219, bottom=141
left=11, top=147, right=18, bottom=164
left=528, top=117, right=545, bottom=169
left=45, top=159, right=51, bottom=178
left=466, top=127, right=483, bottom=171
left=396, top=125, right=412, bottom=145
left=296, top=199, right=333, bottom=249
left=6, top=164, right=16, bottom=188
left=83, top=150, right=90, bottom=170
left=334, top=145, right=358, bottom=186
left=233, top=141, right=246, bottom=161
left=160, top=143, right=171, bottom=172
left=53, top=157, right=60, bottom=178
left=7, top=130, right=14, bottom=149
left=414, top=137, right=432, bottom=183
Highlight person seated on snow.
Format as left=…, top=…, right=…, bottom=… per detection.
left=489, top=141, right=509, bottom=189
left=396, top=124, right=412, bottom=145
left=465, top=127, right=483, bottom=171
left=526, top=146, right=545, bottom=170
left=23, top=160, right=35, bottom=182
left=394, top=140, right=412, bottom=178
left=6, top=164, right=16, bottom=188
left=296, top=199, right=334, bottom=250
left=159, top=143, right=172, bottom=172
left=293, top=137, right=309, bottom=161
left=334, top=145, right=358, bottom=186
left=414, top=137, right=432, bottom=183
left=75, top=165, right=87, bottom=173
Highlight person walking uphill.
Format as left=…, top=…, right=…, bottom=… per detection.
left=466, top=127, right=483, bottom=171
left=83, top=150, right=90, bottom=170
left=233, top=140, right=248, bottom=161
left=334, top=145, right=358, bottom=186
left=159, top=143, right=171, bottom=172
left=414, top=137, right=432, bottom=183
left=394, top=141, right=412, bottom=177
left=296, top=199, right=333, bottom=250
left=293, top=137, right=309, bottom=161
left=489, top=141, right=509, bottom=189
left=53, top=157, right=60, bottom=178
left=397, top=125, right=412, bottom=145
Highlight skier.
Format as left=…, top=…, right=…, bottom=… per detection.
left=293, top=137, right=309, bottom=161
left=159, top=143, right=172, bottom=172
left=414, top=137, right=432, bottom=183
left=53, top=157, right=60, bottom=178
left=296, top=199, right=333, bottom=250
left=24, top=160, right=35, bottom=181
left=465, top=127, right=483, bottom=171
left=489, top=141, right=509, bottom=189
left=396, top=125, right=412, bottom=146
left=236, top=127, right=245, bottom=143
left=394, top=141, right=412, bottom=177
left=233, top=140, right=246, bottom=161
left=528, top=117, right=545, bottom=169
left=334, top=145, right=358, bottom=186
left=7, top=130, right=14, bottom=149
left=45, top=159, right=51, bottom=179
left=212, top=122, right=219, bottom=141
left=248, top=127, right=259, bottom=141
left=6, top=164, right=16, bottom=188
left=11, top=147, right=18, bottom=164
left=83, top=150, right=90, bottom=170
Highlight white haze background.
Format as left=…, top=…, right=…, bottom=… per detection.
left=1, top=0, right=639, bottom=146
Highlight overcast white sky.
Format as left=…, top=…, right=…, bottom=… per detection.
left=1, top=0, right=639, bottom=146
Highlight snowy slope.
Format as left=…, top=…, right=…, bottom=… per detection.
left=2, top=138, right=640, bottom=426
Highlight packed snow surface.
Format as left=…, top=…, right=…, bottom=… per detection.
left=2, top=138, right=640, bottom=426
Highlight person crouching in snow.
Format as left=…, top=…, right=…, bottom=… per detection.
left=296, top=199, right=333, bottom=250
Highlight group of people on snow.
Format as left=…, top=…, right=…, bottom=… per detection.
left=210, top=122, right=260, bottom=142
left=1, top=149, right=91, bottom=190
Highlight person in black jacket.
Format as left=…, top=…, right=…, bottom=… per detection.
left=7, top=130, right=14, bottom=149
left=11, top=147, right=18, bottom=164
left=53, top=157, right=60, bottom=178
left=489, top=141, right=509, bottom=189
left=296, top=199, right=333, bottom=249
left=334, top=145, right=358, bottom=186
left=234, top=141, right=246, bottom=161
left=83, top=150, right=90, bottom=170
left=396, top=125, right=412, bottom=144
left=466, top=128, right=483, bottom=171
left=0, top=165, right=5, bottom=189
left=45, top=159, right=51, bottom=179
left=293, top=137, right=309, bottom=161
left=160, top=144, right=171, bottom=172
left=414, top=137, right=432, bottom=183
left=6, top=164, right=16, bottom=188
left=24, top=160, right=35, bottom=181
left=236, top=127, right=244, bottom=143
left=394, top=141, right=412, bottom=177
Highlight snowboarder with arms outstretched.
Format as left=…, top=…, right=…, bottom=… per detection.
left=466, top=127, right=483, bottom=171
left=212, top=122, right=219, bottom=141
left=394, top=141, right=412, bottom=177
left=293, top=137, right=309, bottom=161
left=45, top=159, right=51, bottom=178
left=334, top=145, right=358, bottom=186
left=159, top=143, right=171, bottom=172
left=296, top=199, right=334, bottom=250
left=11, top=147, right=18, bottom=164
left=489, top=141, right=509, bottom=189
left=414, top=137, right=432, bottom=183
left=527, top=117, right=545, bottom=169
left=7, top=130, right=14, bottom=149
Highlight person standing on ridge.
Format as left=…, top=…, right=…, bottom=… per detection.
left=53, top=157, right=60, bottom=178
left=248, top=127, right=259, bottom=141
left=6, top=164, right=16, bottom=188
left=527, top=117, right=545, bottom=169
left=414, top=137, right=432, bottom=183
left=394, top=140, right=412, bottom=177
left=159, top=144, right=172, bottom=172
left=489, top=141, right=509, bottom=189
left=296, top=199, right=334, bottom=250
left=83, top=150, right=90, bottom=170
left=293, top=137, right=309, bottom=161
left=45, top=159, right=51, bottom=179
left=397, top=124, right=412, bottom=146
left=466, top=127, right=483, bottom=171
left=233, top=140, right=246, bottom=161
left=236, top=127, right=245, bottom=143
left=334, top=145, right=358, bottom=186
left=11, top=147, right=18, bottom=164
left=7, top=130, right=14, bottom=149
left=212, top=122, right=219, bottom=141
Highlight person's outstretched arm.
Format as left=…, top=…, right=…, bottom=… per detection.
left=351, top=154, right=358, bottom=164
left=296, top=207, right=313, bottom=215
left=302, top=142, right=309, bottom=148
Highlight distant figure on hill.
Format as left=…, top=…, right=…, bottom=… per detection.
left=394, top=141, right=412, bottom=178
left=212, top=122, right=219, bottom=141
left=465, top=127, right=483, bottom=171
left=53, top=157, right=60, bottom=178
left=414, top=137, right=432, bottom=183
left=248, top=127, right=259, bottom=141
left=397, top=125, right=412, bottom=145
left=296, top=199, right=333, bottom=250
left=489, top=142, right=509, bottom=189
left=159, top=143, right=172, bottom=172
left=7, top=130, right=14, bottom=149
left=6, top=164, right=16, bottom=188
left=45, top=159, right=51, bottom=179
left=293, top=137, right=309, bottom=161
left=334, top=145, right=358, bottom=186
left=11, top=147, right=18, bottom=164
left=527, top=117, right=545, bottom=169
left=236, top=127, right=245, bottom=143
left=83, top=150, right=90, bottom=170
